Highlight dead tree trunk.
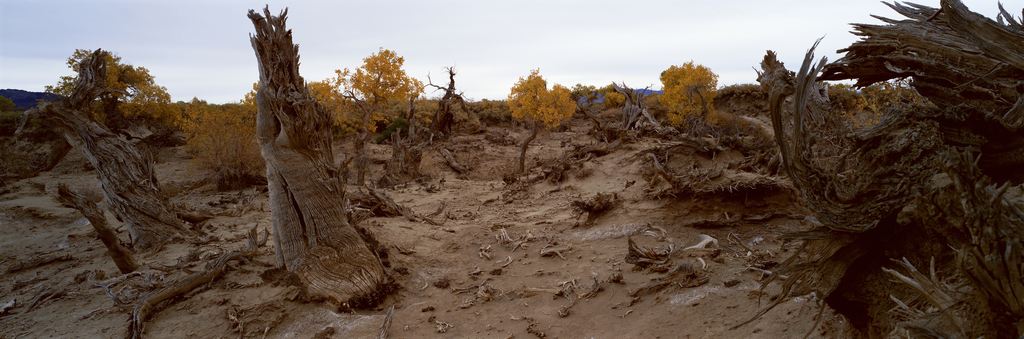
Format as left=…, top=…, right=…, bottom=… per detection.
left=745, top=2, right=1024, bottom=337
left=56, top=183, right=138, bottom=274
left=405, top=96, right=416, bottom=139
left=25, top=49, right=192, bottom=252
left=614, top=82, right=661, bottom=130
left=429, top=67, right=467, bottom=137
left=379, top=133, right=422, bottom=187
left=248, top=7, right=390, bottom=307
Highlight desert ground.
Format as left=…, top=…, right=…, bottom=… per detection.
left=0, top=107, right=857, bottom=338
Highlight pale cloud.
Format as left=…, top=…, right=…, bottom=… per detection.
left=0, top=0, right=1010, bottom=103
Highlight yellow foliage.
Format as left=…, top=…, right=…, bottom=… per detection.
left=603, top=92, right=625, bottom=108
left=660, top=61, right=719, bottom=126
left=507, top=69, right=575, bottom=128
left=329, top=48, right=424, bottom=134
left=178, top=97, right=263, bottom=189
left=45, top=49, right=180, bottom=125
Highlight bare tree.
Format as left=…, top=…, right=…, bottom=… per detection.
left=428, top=67, right=468, bottom=137
left=248, top=7, right=390, bottom=306
left=25, top=49, right=192, bottom=252
left=614, top=82, right=661, bottom=130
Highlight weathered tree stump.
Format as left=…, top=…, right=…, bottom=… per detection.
left=248, top=7, right=391, bottom=307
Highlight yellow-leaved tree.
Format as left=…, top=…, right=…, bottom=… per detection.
left=178, top=86, right=264, bottom=191
left=660, top=61, right=718, bottom=126
left=507, top=69, right=575, bottom=173
left=46, top=49, right=180, bottom=128
left=307, top=79, right=358, bottom=136
left=329, top=48, right=424, bottom=183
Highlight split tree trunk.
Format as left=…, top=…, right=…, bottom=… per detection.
left=248, top=7, right=390, bottom=306
left=27, top=49, right=191, bottom=252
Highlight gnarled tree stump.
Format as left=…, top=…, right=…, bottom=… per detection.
left=248, top=7, right=390, bottom=307
left=748, top=1, right=1024, bottom=337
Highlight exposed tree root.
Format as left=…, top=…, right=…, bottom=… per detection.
left=2, top=253, right=75, bottom=275
left=111, top=226, right=268, bottom=339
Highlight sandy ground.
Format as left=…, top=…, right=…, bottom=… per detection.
left=0, top=120, right=858, bottom=338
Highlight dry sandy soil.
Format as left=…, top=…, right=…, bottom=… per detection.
left=0, top=115, right=858, bottom=338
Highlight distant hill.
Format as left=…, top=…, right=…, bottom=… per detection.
left=0, top=89, right=61, bottom=110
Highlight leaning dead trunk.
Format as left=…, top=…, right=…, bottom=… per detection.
left=56, top=183, right=138, bottom=274
left=26, top=49, right=191, bottom=251
left=248, top=7, right=390, bottom=306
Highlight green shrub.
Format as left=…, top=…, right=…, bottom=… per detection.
left=375, top=117, right=409, bottom=143
left=472, top=99, right=512, bottom=125
left=0, top=111, right=22, bottom=137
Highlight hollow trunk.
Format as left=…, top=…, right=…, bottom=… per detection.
left=248, top=7, right=389, bottom=306
left=27, top=49, right=191, bottom=252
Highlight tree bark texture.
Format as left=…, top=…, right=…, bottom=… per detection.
left=248, top=7, right=389, bottom=306
left=27, top=49, right=191, bottom=252
left=754, top=1, right=1024, bottom=336
left=819, top=0, right=1024, bottom=177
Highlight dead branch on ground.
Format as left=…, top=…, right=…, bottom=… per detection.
left=116, top=226, right=267, bottom=339
left=57, top=183, right=138, bottom=273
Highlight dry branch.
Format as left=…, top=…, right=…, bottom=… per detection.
left=57, top=183, right=138, bottom=274
left=440, top=148, right=469, bottom=174
left=124, top=226, right=267, bottom=339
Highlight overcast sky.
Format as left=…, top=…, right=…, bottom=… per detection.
left=0, top=0, right=1011, bottom=104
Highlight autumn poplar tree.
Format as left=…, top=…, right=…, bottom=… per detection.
left=330, top=48, right=424, bottom=184
left=507, top=69, right=575, bottom=173
left=660, top=61, right=719, bottom=126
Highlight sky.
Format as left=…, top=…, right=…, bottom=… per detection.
left=0, top=0, right=1013, bottom=104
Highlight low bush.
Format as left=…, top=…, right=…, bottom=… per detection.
left=179, top=99, right=265, bottom=191
left=375, top=117, right=409, bottom=143
left=471, top=99, right=512, bottom=126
